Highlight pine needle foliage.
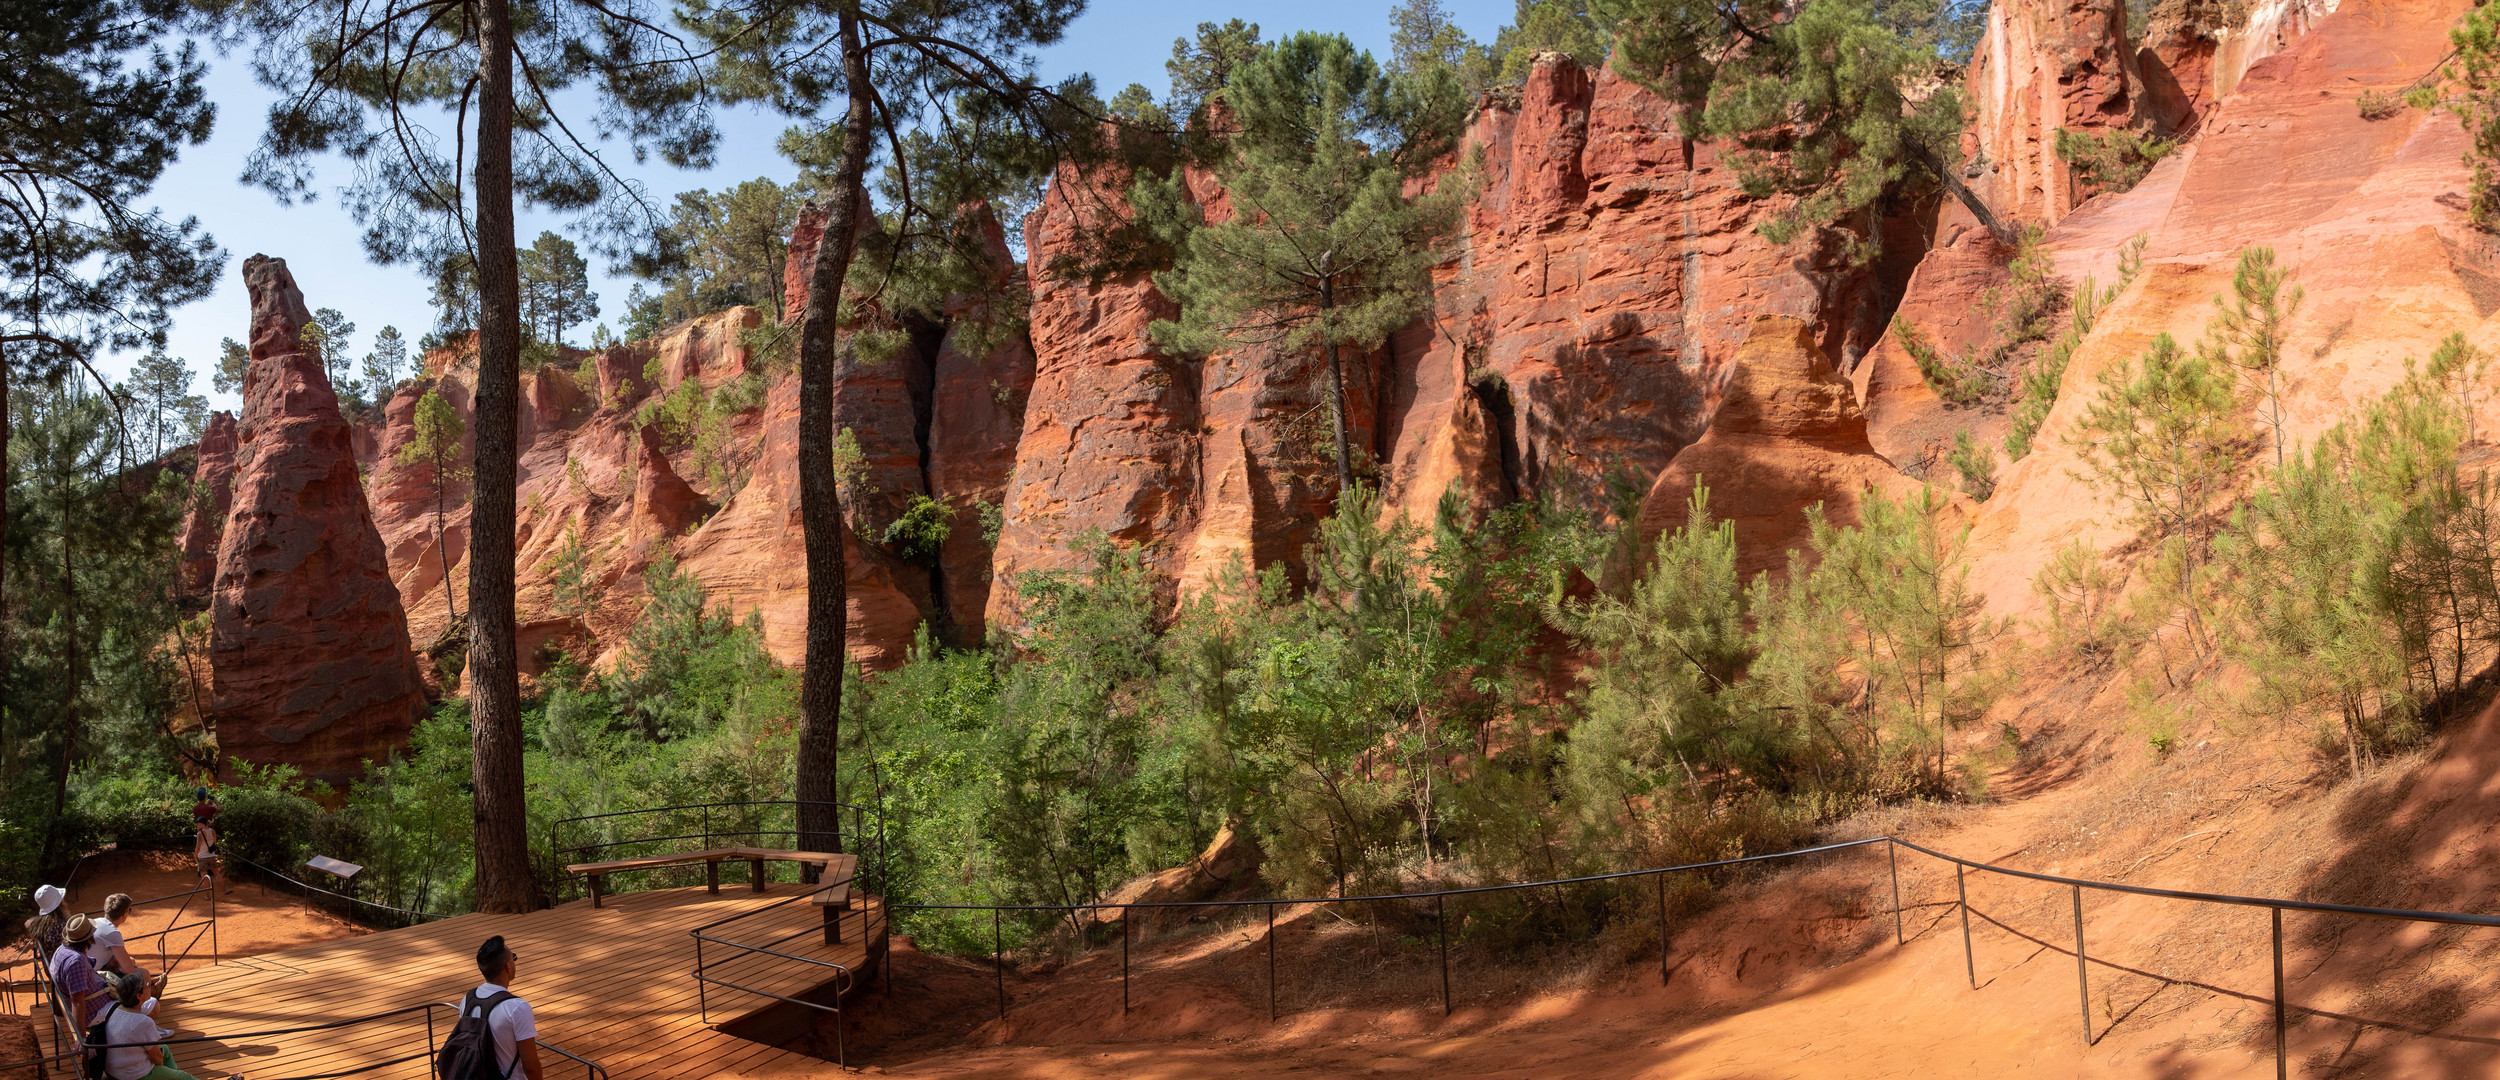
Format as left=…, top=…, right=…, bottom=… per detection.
left=2200, top=246, right=2304, bottom=468
left=2066, top=332, right=2242, bottom=650
left=1607, top=0, right=2011, bottom=260
left=1141, top=32, right=1475, bottom=502
left=2215, top=352, right=2500, bottom=774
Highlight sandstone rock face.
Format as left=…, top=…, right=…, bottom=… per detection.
left=989, top=170, right=1204, bottom=628
left=1384, top=57, right=1884, bottom=527
left=1871, top=0, right=2484, bottom=626
left=177, top=411, right=238, bottom=595
left=1966, top=0, right=2144, bottom=227
left=1861, top=0, right=2342, bottom=466
left=992, top=53, right=1897, bottom=629
left=1638, top=316, right=1933, bottom=583
left=208, top=256, right=429, bottom=786
left=359, top=204, right=1032, bottom=672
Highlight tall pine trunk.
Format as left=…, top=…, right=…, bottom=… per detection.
left=793, top=10, right=874, bottom=861
left=1321, top=284, right=1353, bottom=502
left=468, top=0, right=540, bottom=913
left=435, top=482, right=456, bottom=625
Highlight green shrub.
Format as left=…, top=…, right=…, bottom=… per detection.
left=2356, top=90, right=2406, bottom=121
left=881, top=496, right=955, bottom=565
left=2054, top=126, right=2178, bottom=197
left=218, top=764, right=323, bottom=873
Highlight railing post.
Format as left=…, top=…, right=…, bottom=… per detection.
left=2273, top=907, right=2287, bottom=1080
left=1267, top=903, right=1278, bottom=1023
left=1888, top=840, right=1904, bottom=946
left=2072, top=884, right=2090, bottom=1046
left=1957, top=862, right=1974, bottom=988
left=1436, top=894, right=1450, bottom=1017
left=994, top=907, right=1006, bottom=1020
left=1121, top=905, right=1130, bottom=1016
left=696, top=935, right=708, bottom=1023
left=1655, top=872, right=1670, bottom=986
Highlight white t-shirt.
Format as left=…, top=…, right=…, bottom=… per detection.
left=101, top=1003, right=167, bottom=1080
left=86, top=916, right=125, bottom=970
left=468, top=983, right=538, bottom=1077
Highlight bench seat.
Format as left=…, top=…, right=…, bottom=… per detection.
left=564, top=847, right=861, bottom=943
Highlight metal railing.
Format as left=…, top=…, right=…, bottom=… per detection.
left=547, top=799, right=890, bottom=905
left=875, top=836, right=2500, bottom=1079
left=4, top=863, right=219, bottom=1020
left=686, top=867, right=885, bottom=1069
left=224, top=852, right=458, bottom=926
left=0, top=985, right=608, bottom=1080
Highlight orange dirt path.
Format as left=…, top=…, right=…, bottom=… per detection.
left=5, top=848, right=371, bottom=990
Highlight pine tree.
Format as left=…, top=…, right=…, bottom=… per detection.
left=397, top=389, right=470, bottom=628
left=1490, top=0, right=1610, bottom=84
left=1143, top=32, right=1474, bottom=503
left=5, top=387, right=192, bottom=870
left=633, top=180, right=804, bottom=323
left=363, top=326, right=410, bottom=400
left=2067, top=332, right=2243, bottom=650
left=213, top=339, right=249, bottom=397
left=1167, top=20, right=1267, bottom=121
left=1605, top=0, right=2013, bottom=257
left=1563, top=489, right=1751, bottom=807
left=688, top=0, right=1087, bottom=862
left=2201, top=246, right=2304, bottom=467
left=518, top=232, right=599, bottom=347
left=1389, top=0, right=1496, bottom=98
left=0, top=0, right=221, bottom=725
left=207, top=0, right=713, bottom=912
left=303, top=307, right=359, bottom=397
left=126, top=352, right=207, bottom=459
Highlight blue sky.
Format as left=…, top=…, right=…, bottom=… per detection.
left=141, top=0, right=1516, bottom=413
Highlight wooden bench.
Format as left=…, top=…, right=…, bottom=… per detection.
left=565, top=847, right=859, bottom=942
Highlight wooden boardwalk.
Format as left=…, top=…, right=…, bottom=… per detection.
left=25, top=884, right=883, bottom=1080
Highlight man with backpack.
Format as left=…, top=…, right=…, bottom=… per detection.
left=439, top=936, right=542, bottom=1080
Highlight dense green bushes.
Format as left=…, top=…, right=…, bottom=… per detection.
left=841, top=481, right=2006, bottom=952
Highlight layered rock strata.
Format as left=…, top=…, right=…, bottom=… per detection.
left=990, top=52, right=1907, bottom=629
left=176, top=411, right=237, bottom=595
left=1636, top=315, right=1933, bottom=583
left=208, top=255, right=429, bottom=786
left=1868, top=0, right=2486, bottom=624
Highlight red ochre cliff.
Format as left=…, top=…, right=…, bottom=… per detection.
left=203, top=0, right=2489, bottom=791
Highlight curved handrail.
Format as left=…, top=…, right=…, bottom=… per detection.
left=1885, top=836, right=2500, bottom=927
left=687, top=872, right=868, bottom=1066
left=873, top=831, right=2500, bottom=1078
left=0, top=999, right=459, bottom=1077
left=0, top=996, right=610, bottom=1080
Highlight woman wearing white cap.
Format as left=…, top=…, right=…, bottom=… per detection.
left=28, top=885, right=65, bottom=954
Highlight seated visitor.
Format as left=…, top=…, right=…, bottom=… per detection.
left=89, top=893, right=154, bottom=987
left=98, top=969, right=239, bottom=1080
left=28, top=885, right=64, bottom=954
left=52, top=915, right=109, bottom=1030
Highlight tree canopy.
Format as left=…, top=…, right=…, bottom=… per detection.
left=1143, top=31, right=1473, bottom=501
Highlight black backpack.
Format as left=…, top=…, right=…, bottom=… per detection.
left=436, top=990, right=518, bottom=1080
left=82, top=1001, right=118, bottom=1080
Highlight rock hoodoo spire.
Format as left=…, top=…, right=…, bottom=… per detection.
left=207, top=254, right=429, bottom=786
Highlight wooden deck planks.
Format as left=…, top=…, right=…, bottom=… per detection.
left=23, top=885, right=882, bottom=1080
